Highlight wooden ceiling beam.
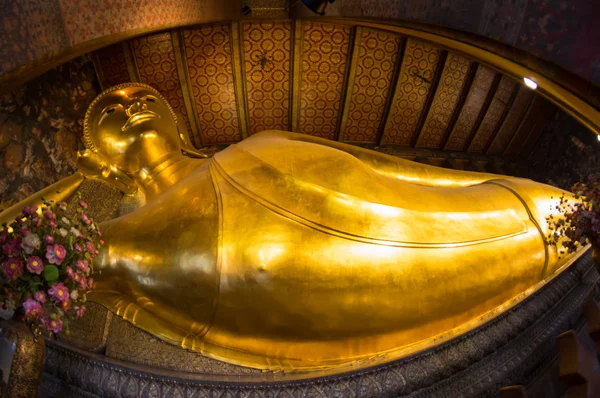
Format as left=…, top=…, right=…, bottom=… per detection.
left=411, top=50, right=448, bottom=148
left=463, top=72, right=502, bottom=152
left=336, top=26, right=360, bottom=142
left=375, top=37, right=407, bottom=147
left=440, top=61, right=478, bottom=150
left=482, top=81, right=520, bottom=154
left=502, top=94, right=536, bottom=156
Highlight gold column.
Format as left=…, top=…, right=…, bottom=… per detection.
left=230, top=22, right=250, bottom=139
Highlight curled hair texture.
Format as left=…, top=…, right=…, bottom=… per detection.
left=83, top=83, right=178, bottom=153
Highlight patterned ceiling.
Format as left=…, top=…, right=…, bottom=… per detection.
left=92, top=20, right=555, bottom=159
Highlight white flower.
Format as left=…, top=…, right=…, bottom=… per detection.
left=70, top=227, right=81, bottom=238
left=70, top=290, right=79, bottom=300
left=61, top=217, right=70, bottom=225
left=58, top=228, right=68, bottom=237
left=21, top=233, right=41, bottom=254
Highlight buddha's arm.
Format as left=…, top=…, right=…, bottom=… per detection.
left=0, top=173, right=84, bottom=226
left=253, top=130, right=502, bottom=187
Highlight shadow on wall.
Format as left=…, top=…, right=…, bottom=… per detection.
left=0, top=57, right=99, bottom=207
left=522, top=109, right=600, bottom=190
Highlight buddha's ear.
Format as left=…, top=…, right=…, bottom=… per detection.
left=77, top=150, right=138, bottom=195
left=175, top=112, right=212, bottom=159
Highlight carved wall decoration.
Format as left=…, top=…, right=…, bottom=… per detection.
left=444, top=65, right=497, bottom=151
left=183, top=24, right=241, bottom=144
left=242, top=21, right=291, bottom=135
left=299, top=22, right=351, bottom=139
left=468, top=75, right=517, bottom=152
left=383, top=39, right=442, bottom=145
left=342, top=29, right=401, bottom=143
left=416, top=52, right=472, bottom=149
left=487, top=87, right=533, bottom=155
left=130, top=32, right=193, bottom=141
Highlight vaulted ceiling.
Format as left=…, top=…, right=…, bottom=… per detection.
left=92, top=20, right=556, bottom=161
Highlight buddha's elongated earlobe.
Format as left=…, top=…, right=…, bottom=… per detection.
left=77, top=150, right=138, bottom=195
left=175, top=113, right=212, bottom=159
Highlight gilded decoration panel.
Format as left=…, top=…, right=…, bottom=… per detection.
left=130, top=32, right=192, bottom=135
left=300, top=22, right=351, bottom=139
left=242, top=22, right=291, bottom=135
left=343, top=29, right=401, bottom=143
left=416, top=53, right=472, bottom=149
left=183, top=24, right=241, bottom=144
left=445, top=65, right=496, bottom=151
left=468, top=75, right=517, bottom=152
left=487, top=86, right=533, bottom=155
left=95, top=43, right=131, bottom=88
left=382, top=39, right=442, bottom=145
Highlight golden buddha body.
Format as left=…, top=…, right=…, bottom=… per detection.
left=77, top=83, right=576, bottom=372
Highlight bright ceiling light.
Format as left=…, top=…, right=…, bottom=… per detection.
left=597, top=134, right=600, bottom=142
left=523, top=77, right=537, bottom=90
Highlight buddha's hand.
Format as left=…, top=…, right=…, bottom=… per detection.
left=77, top=150, right=138, bottom=195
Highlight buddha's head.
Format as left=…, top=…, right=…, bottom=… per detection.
left=83, top=83, right=182, bottom=174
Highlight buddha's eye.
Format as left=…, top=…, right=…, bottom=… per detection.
left=106, top=108, right=115, bottom=114
left=146, top=97, right=156, bottom=103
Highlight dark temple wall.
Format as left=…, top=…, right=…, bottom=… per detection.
left=521, top=109, right=600, bottom=190
left=0, top=57, right=99, bottom=208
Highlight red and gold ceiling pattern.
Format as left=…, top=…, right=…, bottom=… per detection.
left=299, top=22, right=350, bottom=140
left=383, top=39, right=442, bottom=145
left=183, top=24, right=241, bottom=144
left=416, top=53, right=472, bottom=149
left=342, top=29, right=402, bottom=142
left=93, top=21, right=554, bottom=158
left=130, top=32, right=194, bottom=144
left=243, top=22, right=291, bottom=136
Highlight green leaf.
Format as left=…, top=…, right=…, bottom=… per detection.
left=43, top=265, right=60, bottom=282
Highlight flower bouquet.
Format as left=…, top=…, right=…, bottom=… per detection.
left=546, top=178, right=600, bottom=262
left=0, top=194, right=103, bottom=336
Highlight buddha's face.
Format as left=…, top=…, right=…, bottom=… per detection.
left=87, top=86, right=181, bottom=174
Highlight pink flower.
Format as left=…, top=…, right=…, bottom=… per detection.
left=43, top=211, right=56, bottom=220
left=3, top=258, right=23, bottom=281
left=66, top=266, right=75, bottom=278
left=46, top=318, right=62, bottom=333
left=61, top=300, right=71, bottom=311
left=45, top=244, right=66, bottom=265
left=76, top=305, right=86, bottom=318
left=26, top=256, right=44, bottom=275
left=22, top=204, right=38, bottom=216
left=34, top=291, right=47, bottom=303
left=76, top=259, right=89, bottom=274
left=86, top=241, right=95, bottom=253
left=33, top=218, right=42, bottom=227
left=74, top=243, right=82, bottom=252
left=48, top=220, right=58, bottom=228
left=99, top=240, right=104, bottom=246
left=80, top=213, right=91, bottom=225
left=48, top=283, right=69, bottom=303
left=2, top=239, right=21, bottom=256
left=97, top=231, right=102, bottom=237
left=21, top=228, right=31, bottom=236
left=78, top=275, right=88, bottom=290
left=22, top=299, right=43, bottom=319
left=79, top=200, right=88, bottom=209
left=87, top=278, right=94, bottom=290
left=44, top=234, right=55, bottom=244
left=0, top=227, right=8, bottom=244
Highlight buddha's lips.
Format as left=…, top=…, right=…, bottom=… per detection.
left=122, top=111, right=160, bottom=131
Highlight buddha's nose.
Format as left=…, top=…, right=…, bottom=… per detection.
left=126, top=100, right=147, bottom=117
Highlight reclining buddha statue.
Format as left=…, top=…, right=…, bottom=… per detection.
left=23, top=83, right=583, bottom=371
